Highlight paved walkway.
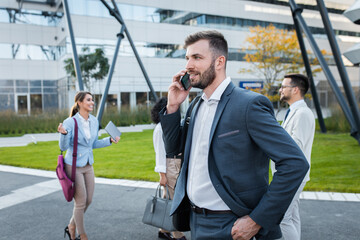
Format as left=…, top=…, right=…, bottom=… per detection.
left=0, top=124, right=155, bottom=147
left=1, top=164, right=359, bottom=204
left=1, top=123, right=359, bottom=202
left=1, top=124, right=359, bottom=239
left=0, top=165, right=359, bottom=240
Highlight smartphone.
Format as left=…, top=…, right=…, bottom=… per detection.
left=180, top=73, right=191, bottom=90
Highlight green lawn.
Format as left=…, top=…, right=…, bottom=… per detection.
left=0, top=130, right=359, bottom=193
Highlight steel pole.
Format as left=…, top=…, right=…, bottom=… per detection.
left=62, top=0, right=84, bottom=90
left=97, top=26, right=126, bottom=125
left=292, top=15, right=327, bottom=133
left=100, top=0, right=159, bottom=102
left=289, top=0, right=359, bottom=142
left=316, top=0, right=360, bottom=139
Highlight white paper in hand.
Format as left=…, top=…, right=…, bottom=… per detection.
left=105, top=121, right=121, bottom=140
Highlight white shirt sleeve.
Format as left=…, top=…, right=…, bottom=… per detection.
left=153, top=123, right=167, bottom=173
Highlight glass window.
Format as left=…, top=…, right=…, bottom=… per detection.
left=0, top=94, right=14, bottom=110
left=30, top=94, right=42, bottom=114
left=0, top=9, right=62, bottom=26
left=16, top=80, right=28, bottom=93
left=43, top=80, right=58, bottom=94
left=120, top=92, right=130, bottom=110
left=43, top=94, right=58, bottom=110
left=17, top=95, right=28, bottom=115
left=43, top=80, right=56, bottom=87
left=30, top=80, right=42, bottom=93
left=136, top=92, right=148, bottom=107
left=69, top=0, right=87, bottom=15
left=106, top=94, right=118, bottom=109
left=0, top=44, right=13, bottom=59
left=0, top=80, right=14, bottom=87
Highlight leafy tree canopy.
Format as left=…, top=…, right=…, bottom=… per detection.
left=64, top=47, right=109, bottom=91
left=240, top=24, right=330, bottom=101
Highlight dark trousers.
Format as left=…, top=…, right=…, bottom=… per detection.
left=190, top=210, right=238, bottom=240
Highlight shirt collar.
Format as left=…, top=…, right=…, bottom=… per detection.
left=201, top=77, right=231, bottom=103
left=290, top=99, right=305, bottom=111
left=77, top=113, right=90, bottom=122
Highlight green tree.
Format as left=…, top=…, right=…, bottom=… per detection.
left=240, top=24, right=329, bottom=102
left=64, top=47, right=109, bottom=91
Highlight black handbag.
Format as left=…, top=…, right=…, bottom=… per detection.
left=142, top=185, right=176, bottom=231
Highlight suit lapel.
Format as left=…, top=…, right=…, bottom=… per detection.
left=282, top=102, right=307, bottom=128
left=89, top=116, right=99, bottom=142
left=209, top=82, right=235, bottom=143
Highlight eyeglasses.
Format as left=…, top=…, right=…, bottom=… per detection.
left=279, top=85, right=295, bottom=90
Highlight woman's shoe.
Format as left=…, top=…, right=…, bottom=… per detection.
left=64, top=226, right=77, bottom=240
left=64, top=226, right=71, bottom=240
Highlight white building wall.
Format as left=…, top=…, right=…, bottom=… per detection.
left=0, top=0, right=359, bottom=113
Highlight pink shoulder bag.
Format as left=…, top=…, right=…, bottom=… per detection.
left=56, top=118, right=78, bottom=202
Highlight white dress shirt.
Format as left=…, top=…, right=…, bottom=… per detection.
left=153, top=123, right=167, bottom=173
left=187, top=77, right=231, bottom=210
left=78, top=113, right=91, bottom=140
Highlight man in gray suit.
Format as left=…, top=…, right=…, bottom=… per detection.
left=272, top=74, right=315, bottom=240
left=160, top=30, right=309, bottom=240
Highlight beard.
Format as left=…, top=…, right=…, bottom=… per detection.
left=191, top=61, right=216, bottom=90
left=280, top=94, right=290, bottom=102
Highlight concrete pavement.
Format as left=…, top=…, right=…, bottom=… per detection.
left=0, top=166, right=360, bottom=240
left=1, top=123, right=360, bottom=239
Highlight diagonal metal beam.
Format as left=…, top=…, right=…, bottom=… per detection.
left=62, top=0, right=83, bottom=90
left=316, top=0, right=360, bottom=140
left=292, top=14, right=327, bottom=133
left=97, top=25, right=126, bottom=125
left=289, top=0, right=359, bottom=144
left=100, top=0, right=159, bottom=103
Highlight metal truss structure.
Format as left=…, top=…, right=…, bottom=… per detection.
left=289, top=0, right=360, bottom=144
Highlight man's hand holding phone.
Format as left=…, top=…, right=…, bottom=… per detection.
left=166, top=70, right=192, bottom=114
left=180, top=73, right=191, bottom=90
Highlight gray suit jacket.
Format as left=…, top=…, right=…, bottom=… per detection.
left=160, top=82, right=309, bottom=239
left=281, top=101, right=315, bottom=182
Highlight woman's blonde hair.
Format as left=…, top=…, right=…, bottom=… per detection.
left=69, top=91, right=93, bottom=117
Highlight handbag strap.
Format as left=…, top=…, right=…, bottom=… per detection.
left=71, top=117, right=78, bottom=182
left=156, top=185, right=171, bottom=200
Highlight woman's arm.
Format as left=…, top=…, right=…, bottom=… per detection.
left=58, top=118, right=73, bottom=151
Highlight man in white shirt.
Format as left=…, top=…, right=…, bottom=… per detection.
left=151, top=97, right=186, bottom=240
left=160, top=30, right=309, bottom=240
left=272, top=73, right=315, bottom=240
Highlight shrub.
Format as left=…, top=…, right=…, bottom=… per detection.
left=316, top=104, right=351, bottom=133
left=0, top=108, right=151, bottom=136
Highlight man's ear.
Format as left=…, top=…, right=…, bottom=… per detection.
left=216, top=56, right=226, bottom=69
left=293, top=86, right=300, bottom=95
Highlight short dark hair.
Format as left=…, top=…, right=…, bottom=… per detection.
left=284, top=73, right=310, bottom=97
left=151, top=97, right=167, bottom=124
left=184, top=30, right=228, bottom=64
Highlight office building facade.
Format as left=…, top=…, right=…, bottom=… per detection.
left=0, top=0, right=359, bottom=115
